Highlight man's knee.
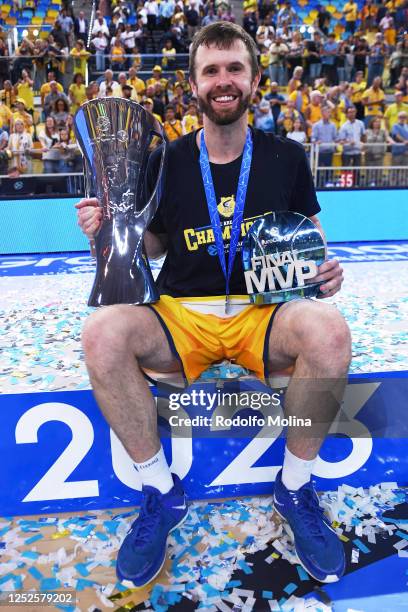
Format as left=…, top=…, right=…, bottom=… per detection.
left=82, top=305, right=154, bottom=365
left=292, top=302, right=352, bottom=372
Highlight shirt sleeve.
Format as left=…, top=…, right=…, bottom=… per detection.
left=289, top=145, right=321, bottom=217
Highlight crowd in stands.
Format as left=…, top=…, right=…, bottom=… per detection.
left=0, top=0, right=407, bottom=184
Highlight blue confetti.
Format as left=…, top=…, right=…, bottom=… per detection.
left=28, top=567, right=43, bottom=580
left=353, top=538, right=371, bottom=553
left=283, top=582, right=297, bottom=595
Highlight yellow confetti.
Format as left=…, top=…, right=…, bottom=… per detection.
left=339, top=534, right=350, bottom=542
left=51, top=529, right=71, bottom=539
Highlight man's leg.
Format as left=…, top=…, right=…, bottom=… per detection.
left=266, top=299, right=351, bottom=582
left=82, top=304, right=187, bottom=585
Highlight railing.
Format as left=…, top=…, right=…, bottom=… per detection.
left=1, top=143, right=407, bottom=196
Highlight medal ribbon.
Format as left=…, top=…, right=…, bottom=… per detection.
left=199, top=127, right=253, bottom=301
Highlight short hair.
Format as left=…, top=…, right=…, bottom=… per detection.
left=189, top=22, right=259, bottom=84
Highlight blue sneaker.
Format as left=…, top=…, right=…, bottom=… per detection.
left=273, top=469, right=345, bottom=583
left=116, top=474, right=188, bottom=586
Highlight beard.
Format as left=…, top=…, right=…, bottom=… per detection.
left=197, top=91, right=251, bottom=126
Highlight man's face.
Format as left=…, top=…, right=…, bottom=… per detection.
left=190, top=41, right=259, bottom=126
left=347, top=108, right=357, bottom=121
left=373, top=77, right=381, bottom=89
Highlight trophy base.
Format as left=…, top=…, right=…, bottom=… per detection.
left=249, top=282, right=324, bottom=305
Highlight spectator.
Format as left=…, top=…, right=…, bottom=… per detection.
left=160, top=0, right=176, bottom=31
left=264, top=81, right=285, bottom=132
left=142, top=97, right=162, bottom=124
left=0, top=126, right=9, bottom=175
left=121, top=23, right=138, bottom=57
left=0, top=98, right=12, bottom=131
left=269, top=35, right=289, bottom=86
left=51, top=98, right=70, bottom=130
left=311, top=105, right=338, bottom=187
left=252, top=92, right=274, bottom=132
left=53, top=128, right=80, bottom=174
left=50, top=21, right=69, bottom=51
left=389, top=42, right=404, bottom=87
left=287, top=66, right=304, bottom=95
left=286, top=31, right=304, bottom=77
left=171, top=6, right=187, bottom=32
left=362, top=76, right=385, bottom=127
left=111, top=40, right=127, bottom=72
left=287, top=117, right=307, bottom=144
left=127, top=66, right=146, bottom=98
left=146, top=65, right=169, bottom=94
left=162, top=39, right=176, bottom=69
left=146, top=0, right=160, bottom=39
left=379, top=11, right=396, bottom=47
left=202, top=6, right=219, bottom=28
left=352, top=34, right=369, bottom=76
left=316, top=5, right=331, bottom=36
left=92, top=15, right=110, bottom=38
left=384, top=91, right=408, bottom=131
left=0, top=38, right=10, bottom=89
left=32, top=39, right=48, bottom=92
left=118, top=72, right=138, bottom=100
left=361, top=0, right=377, bottom=32
left=186, top=3, right=200, bottom=42
left=38, top=116, right=60, bottom=173
left=365, top=116, right=391, bottom=185
left=343, top=0, right=358, bottom=35
left=350, top=70, right=367, bottom=120
left=70, top=40, right=90, bottom=79
left=40, top=72, right=63, bottom=108
left=390, top=111, right=408, bottom=165
left=92, top=31, right=109, bottom=73
left=339, top=106, right=365, bottom=175
left=14, top=69, right=34, bottom=114
left=57, top=8, right=74, bottom=45
left=8, top=119, right=33, bottom=175
left=321, top=33, right=338, bottom=86
left=12, top=38, right=34, bottom=83
left=305, top=90, right=324, bottom=128
left=277, top=98, right=301, bottom=136
left=181, top=100, right=201, bottom=134
left=170, top=83, right=189, bottom=118
left=74, top=11, right=88, bottom=44
left=305, top=32, right=322, bottom=85
left=289, top=82, right=310, bottom=116
left=11, top=99, right=33, bottom=134
left=44, top=81, right=70, bottom=117
left=277, top=1, right=298, bottom=28
left=243, top=10, right=258, bottom=41
left=367, top=33, right=387, bottom=86
left=99, top=70, right=121, bottom=97
left=163, top=105, right=183, bottom=141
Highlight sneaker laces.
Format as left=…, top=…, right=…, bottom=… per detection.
left=128, top=490, right=162, bottom=545
left=289, top=487, right=329, bottom=541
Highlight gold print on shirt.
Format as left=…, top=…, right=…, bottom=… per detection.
left=183, top=213, right=272, bottom=252
left=217, top=195, right=236, bottom=219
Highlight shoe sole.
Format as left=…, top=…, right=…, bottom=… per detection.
left=116, top=510, right=189, bottom=588
left=273, top=502, right=342, bottom=584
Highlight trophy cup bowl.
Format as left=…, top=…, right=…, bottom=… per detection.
left=242, top=212, right=326, bottom=304
left=74, top=98, right=167, bottom=307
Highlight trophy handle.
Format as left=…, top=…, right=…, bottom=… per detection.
left=137, top=131, right=167, bottom=228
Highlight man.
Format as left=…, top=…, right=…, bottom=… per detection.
left=350, top=70, right=367, bottom=120
left=127, top=66, right=146, bottom=98
left=76, top=22, right=350, bottom=588
left=74, top=10, right=88, bottom=44
left=98, top=69, right=120, bottom=97
left=311, top=105, right=338, bottom=187
left=338, top=105, right=365, bottom=182
left=384, top=91, right=408, bottom=131
left=43, top=81, right=69, bottom=117
left=390, top=111, right=408, bottom=166
left=367, top=33, right=387, bottom=86
left=321, top=33, right=338, bottom=86
left=361, top=75, right=385, bottom=127
left=40, top=71, right=64, bottom=108
left=343, top=0, right=358, bottom=34
left=264, top=81, right=285, bottom=133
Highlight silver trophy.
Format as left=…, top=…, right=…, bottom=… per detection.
left=242, top=212, right=326, bottom=304
left=74, top=98, right=166, bottom=306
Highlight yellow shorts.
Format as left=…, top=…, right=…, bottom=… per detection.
left=148, top=295, right=283, bottom=383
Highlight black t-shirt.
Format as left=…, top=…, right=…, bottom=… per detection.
left=147, top=128, right=321, bottom=298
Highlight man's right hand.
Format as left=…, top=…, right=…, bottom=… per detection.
left=75, top=197, right=102, bottom=239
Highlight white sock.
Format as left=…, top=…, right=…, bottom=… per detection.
left=281, top=446, right=317, bottom=491
left=134, top=446, right=173, bottom=494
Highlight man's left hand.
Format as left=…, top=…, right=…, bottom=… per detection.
left=315, top=259, right=344, bottom=299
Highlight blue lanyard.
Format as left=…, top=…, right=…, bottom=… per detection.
left=199, top=128, right=253, bottom=311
